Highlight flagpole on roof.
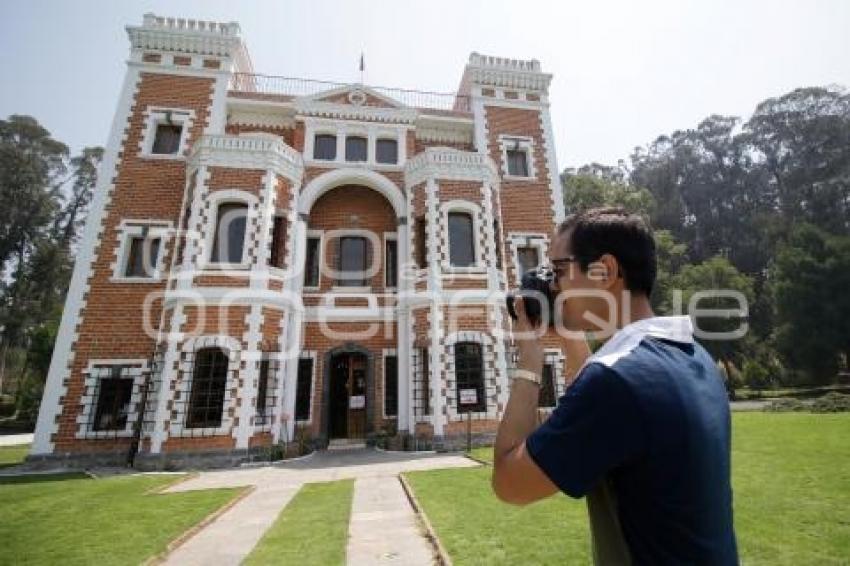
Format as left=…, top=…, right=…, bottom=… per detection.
left=359, top=51, right=365, bottom=85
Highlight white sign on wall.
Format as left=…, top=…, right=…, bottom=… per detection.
left=349, top=395, right=365, bottom=409
left=459, top=388, right=478, bottom=405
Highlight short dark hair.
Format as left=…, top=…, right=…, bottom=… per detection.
left=557, top=207, right=656, bottom=296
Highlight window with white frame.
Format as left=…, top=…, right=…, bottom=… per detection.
left=141, top=108, right=193, bottom=158
left=113, top=222, right=169, bottom=281
left=454, top=341, right=486, bottom=413
left=186, top=347, right=229, bottom=429
left=210, top=202, right=249, bottom=265
left=448, top=211, right=475, bottom=267
left=304, top=234, right=322, bottom=288
left=345, top=135, right=368, bottom=162
left=376, top=139, right=398, bottom=164
left=517, top=246, right=540, bottom=277
left=499, top=135, right=535, bottom=179
left=384, top=235, right=398, bottom=288
left=509, top=234, right=548, bottom=285
left=314, top=134, right=337, bottom=160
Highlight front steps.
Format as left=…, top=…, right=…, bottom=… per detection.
left=327, top=439, right=367, bottom=451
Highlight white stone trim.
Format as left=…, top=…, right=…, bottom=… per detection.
left=299, top=168, right=406, bottom=218
left=75, top=359, right=148, bottom=439
left=138, top=106, right=195, bottom=159
left=110, top=220, right=173, bottom=282
left=31, top=66, right=142, bottom=455
left=404, top=147, right=499, bottom=188
left=189, top=133, right=303, bottom=183
left=498, top=134, right=536, bottom=181
left=540, top=107, right=566, bottom=224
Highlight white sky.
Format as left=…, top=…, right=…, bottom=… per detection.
left=1, top=0, right=848, bottom=169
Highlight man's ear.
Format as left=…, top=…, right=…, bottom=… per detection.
left=588, top=254, right=619, bottom=289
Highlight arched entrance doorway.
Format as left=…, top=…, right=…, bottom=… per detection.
left=322, top=344, right=375, bottom=443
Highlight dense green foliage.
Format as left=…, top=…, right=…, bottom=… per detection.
left=563, top=86, right=850, bottom=385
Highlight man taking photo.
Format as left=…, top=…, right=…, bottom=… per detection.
left=492, top=207, right=738, bottom=565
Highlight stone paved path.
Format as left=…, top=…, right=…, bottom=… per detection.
left=159, top=448, right=478, bottom=565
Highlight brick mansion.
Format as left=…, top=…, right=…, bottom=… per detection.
left=31, top=13, right=568, bottom=467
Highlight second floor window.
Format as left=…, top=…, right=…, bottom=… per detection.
left=337, top=236, right=368, bottom=286
left=448, top=212, right=475, bottom=267
left=385, top=239, right=398, bottom=287
left=269, top=216, right=287, bottom=269
left=314, top=134, right=337, bottom=160
left=152, top=123, right=183, bottom=155
left=507, top=148, right=530, bottom=177
left=211, top=203, right=248, bottom=265
left=376, top=139, right=398, bottom=164
left=304, top=237, right=321, bottom=287
left=125, top=235, right=161, bottom=278
left=345, top=136, right=368, bottom=162
left=517, top=246, right=540, bottom=278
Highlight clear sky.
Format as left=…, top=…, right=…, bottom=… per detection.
left=1, top=0, right=848, bottom=169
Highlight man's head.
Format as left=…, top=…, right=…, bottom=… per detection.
left=550, top=207, right=656, bottom=331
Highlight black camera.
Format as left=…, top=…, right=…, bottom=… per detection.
left=506, top=266, right=557, bottom=327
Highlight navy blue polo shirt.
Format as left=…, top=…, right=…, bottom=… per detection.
left=526, top=316, right=738, bottom=565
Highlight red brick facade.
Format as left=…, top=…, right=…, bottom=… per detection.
left=30, top=15, right=567, bottom=467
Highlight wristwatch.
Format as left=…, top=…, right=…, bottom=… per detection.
left=511, top=368, right=542, bottom=386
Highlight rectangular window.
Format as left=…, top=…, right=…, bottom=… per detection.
left=210, top=203, right=248, bottom=264
left=385, top=239, right=398, bottom=287
left=517, top=246, right=540, bottom=278
left=93, top=371, right=133, bottom=431
left=256, top=359, right=270, bottom=417
left=415, top=217, right=428, bottom=269
left=376, top=139, right=398, bottom=164
left=507, top=149, right=529, bottom=177
left=493, top=220, right=503, bottom=270
left=269, top=216, right=287, bottom=269
left=314, top=134, right=337, bottom=160
left=187, top=347, right=229, bottom=429
left=539, top=363, right=557, bottom=408
left=421, top=348, right=430, bottom=415
left=304, top=237, right=321, bottom=287
left=448, top=212, right=475, bottom=267
left=384, top=355, right=398, bottom=417
left=125, top=236, right=161, bottom=278
left=296, top=358, right=313, bottom=421
left=337, top=236, right=368, bottom=287
left=455, top=342, right=486, bottom=413
left=152, top=123, right=183, bottom=155
left=345, top=136, right=368, bottom=162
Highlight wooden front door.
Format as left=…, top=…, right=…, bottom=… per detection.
left=329, top=352, right=368, bottom=439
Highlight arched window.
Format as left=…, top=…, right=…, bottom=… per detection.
left=187, top=347, right=229, bottom=428
left=211, top=202, right=248, bottom=264
left=448, top=211, right=475, bottom=267
left=454, top=341, right=485, bottom=413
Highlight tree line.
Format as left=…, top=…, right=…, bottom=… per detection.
left=0, top=115, right=101, bottom=427
left=564, top=85, right=850, bottom=391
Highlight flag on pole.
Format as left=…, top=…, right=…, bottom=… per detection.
left=359, top=52, right=365, bottom=72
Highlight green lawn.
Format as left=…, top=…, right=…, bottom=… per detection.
left=407, top=413, right=850, bottom=565
left=244, top=479, right=355, bottom=566
left=0, top=443, right=30, bottom=468
left=0, top=473, right=245, bottom=565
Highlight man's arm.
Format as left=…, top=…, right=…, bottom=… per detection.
left=491, top=299, right=591, bottom=505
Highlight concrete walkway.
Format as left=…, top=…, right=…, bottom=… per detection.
left=159, top=448, right=478, bottom=565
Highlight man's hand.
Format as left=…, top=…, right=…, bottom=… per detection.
left=491, top=295, right=558, bottom=505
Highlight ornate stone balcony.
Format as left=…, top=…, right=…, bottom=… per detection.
left=188, top=133, right=304, bottom=181
left=404, top=147, right=499, bottom=187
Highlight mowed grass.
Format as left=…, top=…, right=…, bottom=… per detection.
left=244, top=479, right=355, bottom=566
left=0, top=443, right=30, bottom=468
left=0, top=473, right=245, bottom=565
left=406, top=413, right=850, bottom=565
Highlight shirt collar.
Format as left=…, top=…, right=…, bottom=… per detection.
left=586, top=316, right=694, bottom=368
